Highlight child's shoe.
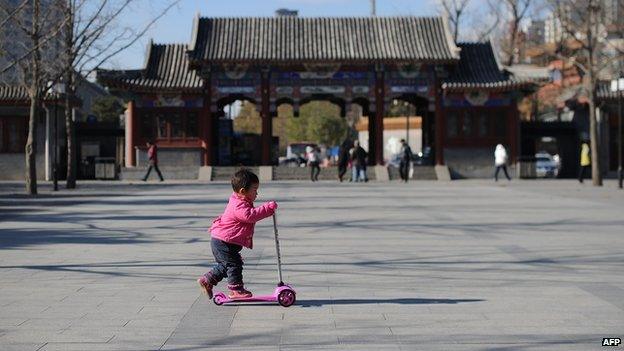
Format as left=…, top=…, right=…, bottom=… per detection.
left=228, top=287, right=252, bottom=299
left=197, top=276, right=213, bottom=299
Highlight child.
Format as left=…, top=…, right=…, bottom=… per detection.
left=197, top=169, right=278, bottom=299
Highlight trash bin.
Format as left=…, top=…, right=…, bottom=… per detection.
left=94, top=157, right=116, bottom=179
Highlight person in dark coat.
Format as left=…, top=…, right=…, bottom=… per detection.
left=337, top=138, right=353, bottom=182
left=142, top=140, right=164, bottom=181
left=399, top=139, right=413, bottom=182
left=351, top=140, right=368, bottom=182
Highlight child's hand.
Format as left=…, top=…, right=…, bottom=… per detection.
left=267, top=201, right=278, bottom=211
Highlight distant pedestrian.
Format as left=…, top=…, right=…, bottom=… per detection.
left=142, top=140, right=164, bottom=182
left=399, top=139, right=413, bottom=183
left=307, top=146, right=321, bottom=182
left=494, top=144, right=511, bottom=181
left=351, top=140, right=368, bottom=182
left=337, top=139, right=352, bottom=182
left=578, top=142, right=591, bottom=183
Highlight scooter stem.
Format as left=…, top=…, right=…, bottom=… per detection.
left=272, top=214, right=284, bottom=286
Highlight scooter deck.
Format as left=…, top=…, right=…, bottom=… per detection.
left=218, top=295, right=276, bottom=303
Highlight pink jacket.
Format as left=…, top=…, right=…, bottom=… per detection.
left=209, top=193, right=276, bottom=249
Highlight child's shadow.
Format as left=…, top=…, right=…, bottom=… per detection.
left=297, top=298, right=484, bottom=307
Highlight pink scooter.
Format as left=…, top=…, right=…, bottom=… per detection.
left=213, top=213, right=296, bottom=307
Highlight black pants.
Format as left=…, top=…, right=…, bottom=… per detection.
left=207, top=238, right=244, bottom=289
left=338, top=162, right=348, bottom=182
left=495, top=165, right=511, bottom=181
left=310, top=161, right=320, bottom=181
left=399, top=161, right=410, bottom=182
left=578, top=165, right=590, bottom=183
left=143, top=163, right=164, bottom=181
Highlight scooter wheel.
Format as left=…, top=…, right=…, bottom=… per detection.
left=213, top=293, right=226, bottom=306
left=277, top=289, right=296, bottom=307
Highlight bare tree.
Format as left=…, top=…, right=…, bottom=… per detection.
left=438, top=0, right=471, bottom=42
left=548, top=0, right=624, bottom=186
left=492, top=0, right=534, bottom=65
left=2, top=0, right=180, bottom=192
left=57, top=0, right=180, bottom=189
left=0, top=0, right=68, bottom=194
left=474, top=1, right=502, bottom=42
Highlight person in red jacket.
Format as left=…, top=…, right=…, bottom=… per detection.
left=197, top=169, right=277, bottom=299
left=142, top=140, right=164, bottom=181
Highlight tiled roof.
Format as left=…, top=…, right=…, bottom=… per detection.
left=504, top=64, right=551, bottom=82
left=442, top=42, right=532, bottom=92
left=0, top=85, right=61, bottom=102
left=189, top=16, right=461, bottom=63
left=97, top=43, right=203, bottom=92
left=0, top=85, right=29, bottom=101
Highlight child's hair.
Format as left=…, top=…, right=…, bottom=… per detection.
left=231, top=169, right=259, bottom=191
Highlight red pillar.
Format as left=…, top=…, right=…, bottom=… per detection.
left=201, top=83, right=213, bottom=166
left=125, top=100, right=137, bottom=167
left=261, top=69, right=272, bottom=165
left=508, top=103, right=519, bottom=164
left=374, top=67, right=385, bottom=165
left=434, top=81, right=445, bottom=165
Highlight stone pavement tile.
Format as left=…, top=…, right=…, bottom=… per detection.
left=0, top=343, right=46, bottom=351
left=39, top=342, right=162, bottom=351
left=0, top=318, right=28, bottom=328
left=334, top=318, right=388, bottom=329
left=337, top=334, right=400, bottom=344
left=0, top=330, right=61, bottom=343
left=45, top=328, right=116, bottom=343
left=69, top=318, right=129, bottom=328
left=280, top=310, right=333, bottom=321
left=225, top=306, right=284, bottom=320
left=161, top=345, right=279, bottom=351
left=279, top=334, right=340, bottom=346
left=123, top=318, right=180, bottom=329
left=283, top=345, right=401, bottom=351
left=18, top=318, right=74, bottom=330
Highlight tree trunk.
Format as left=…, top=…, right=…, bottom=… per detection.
left=587, top=1, right=602, bottom=186
left=588, top=79, right=602, bottom=186
left=25, top=0, right=41, bottom=195
left=25, top=90, right=38, bottom=195
left=65, top=78, right=76, bottom=189
left=65, top=6, right=76, bottom=189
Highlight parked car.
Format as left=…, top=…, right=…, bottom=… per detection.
left=535, top=152, right=559, bottom=178
left=413, top=146, right=433, bottom=166
left=279, top=142, right=317, bottom=167
left=387, top=146, right=433, bottom=167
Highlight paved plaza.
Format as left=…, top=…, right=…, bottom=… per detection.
left=0, top=179, right=623, bottom=350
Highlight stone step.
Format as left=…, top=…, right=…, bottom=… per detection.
left=120, top=165, right=436, bottom=181
left=273, top=166, right=377, bottom=181
left=120, top=167, right=199, bottom=180
left=211, top=166, right=259, bottom=181
left=388, top=165, right=437, bottom=180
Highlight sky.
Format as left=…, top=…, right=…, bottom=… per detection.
left=104, top=0, right=441, bottom=70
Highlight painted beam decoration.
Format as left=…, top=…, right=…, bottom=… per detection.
left=443, top=91, right=512, bottom=107
left=135, top=94, right=203, bottom=108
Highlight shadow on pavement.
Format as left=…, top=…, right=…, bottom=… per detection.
left=297, top=298, right=484, bottom=307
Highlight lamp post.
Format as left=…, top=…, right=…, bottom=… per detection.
left=610, top=71, right=623, bottom=189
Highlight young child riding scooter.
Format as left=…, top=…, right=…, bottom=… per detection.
left=197, top=169, right=278, bottom=299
